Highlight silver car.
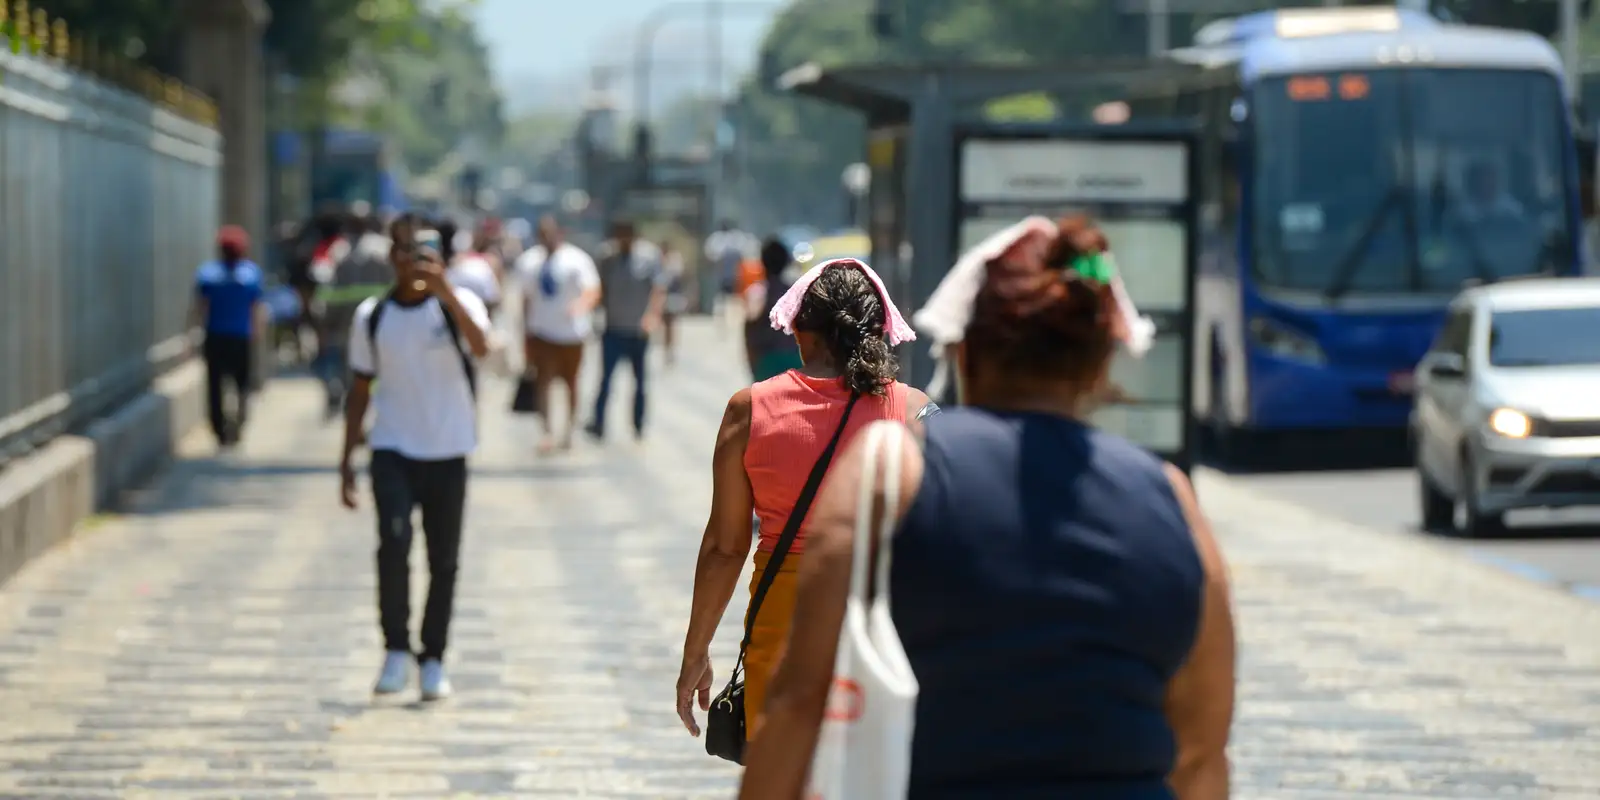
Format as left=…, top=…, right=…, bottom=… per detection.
left=1412, top=277, right=1600, bottom=537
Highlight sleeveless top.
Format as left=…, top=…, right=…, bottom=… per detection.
left=892, top=408, right=1204, bottom=798
left=745, top=372, right=908, bottom=555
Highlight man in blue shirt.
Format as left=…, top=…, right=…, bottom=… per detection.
left=193, top=225, right=265, bottom=447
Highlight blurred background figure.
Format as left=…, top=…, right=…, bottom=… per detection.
left=660, top=242, right=688, bottom=365
left=706, top=219, right=757, bottom=323
left=192, top=225, right=266, bottom=448
left=745, top=237, right=806, bottom=382
left=317, top=211, right=393, bottom=417
left=588, top=218, right=668, bottom=442
left=517, top=215, right=601, bottom=454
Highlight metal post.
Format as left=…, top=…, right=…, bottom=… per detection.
left=1561, top=0, right=1581, bottom=102
left=1147, top=0, right=1169, bottom=57
left=707, top=0, right=722, bottom=223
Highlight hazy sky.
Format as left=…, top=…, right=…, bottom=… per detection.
left=473, top=0, right=777, bottom=113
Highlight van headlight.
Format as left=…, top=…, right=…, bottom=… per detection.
left=1248, top=316, right=1326, bottom=364
left=1488, top=408, right=1532, bottom=439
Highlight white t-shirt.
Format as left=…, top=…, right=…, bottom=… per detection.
left=517, top=242, right=601, bottom=343
left=448, top=254, right=502, bottom=307
left=348, top=288, right=490, bottom=461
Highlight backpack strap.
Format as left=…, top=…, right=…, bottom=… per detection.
left=363, top=290, right=476, bottom=397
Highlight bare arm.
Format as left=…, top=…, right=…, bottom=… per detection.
left=683, top=391, right=757, bottom=657
left=677, top=391, right=758, bottom=736
left=1162, top=464, right=1236, bottom=800
left=739, top=423, right=925, bottom=800
left=341, top=377, right=373, bottom=467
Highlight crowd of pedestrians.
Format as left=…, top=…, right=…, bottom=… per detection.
left=190, top=208, right=1236, bottom=798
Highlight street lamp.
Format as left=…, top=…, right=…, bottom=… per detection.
left=841, top=162, right=870, bottom=229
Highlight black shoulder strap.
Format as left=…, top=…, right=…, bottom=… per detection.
left=366, top=291, right=392, bottom=374
left=436, top=298, right=478, bottom=397
left=736, top=392, right=862, bottom=660
left=364, top=290, right=477, bottom=398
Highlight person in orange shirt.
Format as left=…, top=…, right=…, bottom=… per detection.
left=675, top=258, right=934, bottom=753
left=735, top=255, right=766, bottom=299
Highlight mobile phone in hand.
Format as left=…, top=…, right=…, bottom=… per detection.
left=415, top=229, right=443, bottom=257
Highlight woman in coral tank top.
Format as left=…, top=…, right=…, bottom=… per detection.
left=676, top=258, right=938, bottom=744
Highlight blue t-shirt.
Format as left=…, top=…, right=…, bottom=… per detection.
left=195, top=259, right=264, bottom=337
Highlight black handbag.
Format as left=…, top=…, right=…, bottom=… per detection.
left=510, top=373, right=538, bottom=415
left=705, top=392, right=861, bottom=764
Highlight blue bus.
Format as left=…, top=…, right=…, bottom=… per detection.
left=272, top=129, right=408, bottom=217
left=1126, top=7, right=1585, bottom=454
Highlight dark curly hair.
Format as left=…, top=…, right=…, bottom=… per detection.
left=791, top=262, right=897, bottom=396
left=965, top=216, right=1118, bottom=385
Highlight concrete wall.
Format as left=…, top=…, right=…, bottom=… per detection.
left=0, top=362, right=205, bottom=587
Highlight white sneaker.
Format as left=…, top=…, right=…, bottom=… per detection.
left=420, top=659, right=452, bottom=701
left=373, top=650, right=412, bottom=695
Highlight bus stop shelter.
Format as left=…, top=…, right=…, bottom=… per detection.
left=780, top=60, right=1204, bottom=471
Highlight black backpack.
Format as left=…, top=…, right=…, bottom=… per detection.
left=366, top=291, right=477, bottom=397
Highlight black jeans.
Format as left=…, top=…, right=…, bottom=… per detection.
left=202, top=334, right=253, bottom=442
left=370, top=450, right=468, bottom=662
left=591, top=330, right=650, bottom=436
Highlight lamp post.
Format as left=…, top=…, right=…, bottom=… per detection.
left=841, top=162, right=870, bottom=230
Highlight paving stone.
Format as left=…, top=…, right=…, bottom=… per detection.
left=0, top=318, right=1595, bottom=796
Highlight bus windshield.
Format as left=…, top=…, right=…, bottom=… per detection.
left=313, top=153, right=382, bottom=208
left=1251, top=69, right=1573, bottom=297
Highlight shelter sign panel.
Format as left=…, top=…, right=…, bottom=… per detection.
left=955, top=134, right=1197, bottom=466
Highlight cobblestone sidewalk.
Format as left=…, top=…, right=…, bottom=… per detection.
left=0, top=319, right=1595, bottom=798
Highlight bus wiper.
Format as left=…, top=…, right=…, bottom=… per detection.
left=1326, top=184, right=1406, bottom=301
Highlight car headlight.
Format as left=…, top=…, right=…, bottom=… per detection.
left=1248, top=316, right=1326, bottom=364
left=1488, top=407, right=1532, bottom=439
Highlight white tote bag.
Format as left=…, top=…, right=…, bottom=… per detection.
left=806, top=421, right=920, bottom=800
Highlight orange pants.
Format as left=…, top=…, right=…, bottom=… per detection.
left=743, top=549, right=802, bottom=738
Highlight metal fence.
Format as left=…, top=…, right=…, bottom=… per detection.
left=0, top=16, right=222, bottom=467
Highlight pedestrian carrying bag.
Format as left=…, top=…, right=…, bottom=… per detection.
left=806, top=421, right=920, bottom=799
left=366, top=291, right=477, bottom=396
left=510, top=373, right=539, bottom=415
left=705, top=392, right=862, bottom=764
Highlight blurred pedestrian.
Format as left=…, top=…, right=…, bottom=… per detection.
left=706, top=219, right=756, bottom=322
left=191, top=225, right=265, bottom=448
left=517, top=215, right=601, bottom=454
left=448, top=227, right=504, bottom=318
left=676, top=258, right=931, bottom=749
left=317, top=212, right=392, bottom=416
left=660, top=242, right=689, bottom=365
left=737, top=216, right=1234, bottom=799
left=586, top=219, right=668, bottom=442
left=339, top=215, right=491, bottom=703
left=744, top=237, right=806, bottom=382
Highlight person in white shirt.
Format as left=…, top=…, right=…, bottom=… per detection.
left=447, top=243, right=503, bottom=317
left=339, top=214, right=491, bottom=703
left=517, top=215, right=601, bottom=453
left=660, top=242, right=688, bottom=365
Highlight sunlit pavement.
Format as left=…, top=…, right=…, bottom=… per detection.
left=0, top=318, right=1597, bottom=797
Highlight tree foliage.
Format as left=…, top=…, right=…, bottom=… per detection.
left=36, top=0, right=475, bottom=82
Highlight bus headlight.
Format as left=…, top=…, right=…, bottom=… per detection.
left=1488, top=408, right=1532, bottom=439
left=1248, top=316, right=1326, bottom=364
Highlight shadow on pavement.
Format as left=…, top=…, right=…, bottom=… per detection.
left=1200, top=427, right=1414, bottom=474
left=116, top=455, right=606, bottom=516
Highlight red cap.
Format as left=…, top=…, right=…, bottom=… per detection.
left=217, top=225, right=250, bottom=253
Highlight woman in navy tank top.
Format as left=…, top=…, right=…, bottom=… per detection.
left=740, top=216, right=1236, bottom=799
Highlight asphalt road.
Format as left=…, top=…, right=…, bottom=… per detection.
left=1233, top=466, right=1600, bottom=599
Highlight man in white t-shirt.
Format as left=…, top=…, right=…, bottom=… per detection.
left=339, top=215, right=491, bottom=702
left=447, top=248, right=503, bottom=317
left=516, top=215, right=601, bottom=452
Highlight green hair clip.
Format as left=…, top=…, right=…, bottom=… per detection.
left=1068, top=252, right=1117, bottom=284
